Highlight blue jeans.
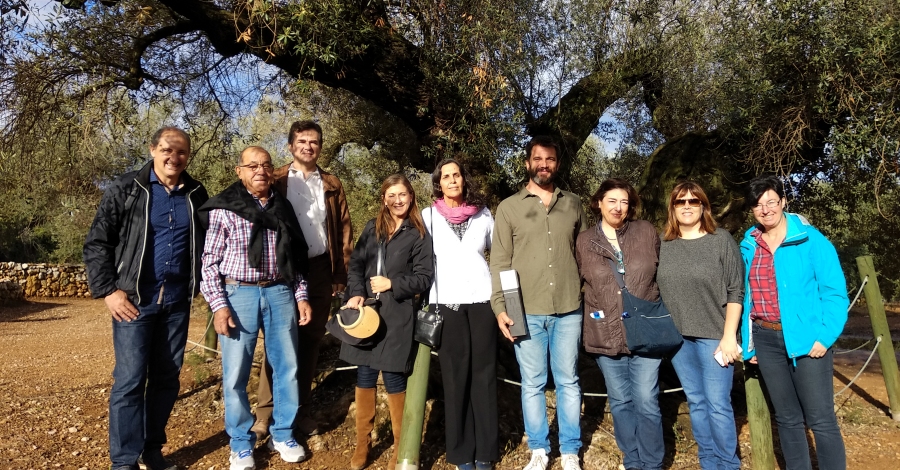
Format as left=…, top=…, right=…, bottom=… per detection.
left=671, top=338, right=740, bottom=470
left=109, top=299, right=190, bottom=468
left=220, top=283, right=299, bottom=452
left=596, top=353, right=663, bottom=470
left=513, top=310, right=582, bottom=455
left=752, top=322, right=845, bottom=470
left=357, top=364, right=408, bottom=394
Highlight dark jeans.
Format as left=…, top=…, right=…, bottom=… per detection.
left=752, top=322, right=846, bottom=470
left=109, top=299, right=190, bottom=467
left=436, top=303, right=499, bottom=465
left=357, top=364, right=407, bottom=394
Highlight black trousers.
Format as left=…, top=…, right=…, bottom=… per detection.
left=436, top=302, right=500, bottom=465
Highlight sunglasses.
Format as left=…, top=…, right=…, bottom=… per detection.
left=674, top=198, right=701, bottom=208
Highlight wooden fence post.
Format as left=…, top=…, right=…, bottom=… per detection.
left=202, top=299, right=217, bottom=359
left=744, top=362, right=776, bottom=469
left=396, top=342, right=432, bottom=470
left=856, top=255, right=900, bottom=421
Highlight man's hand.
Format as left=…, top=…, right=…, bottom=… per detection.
left=105, top=290, right=139, bottom=322
left=496, top=312, right=516, bottom=342
left=808, top=341, right=827, bottom=358
left=214, top=307, right=236, bottom=337
left=297, top=300, right=312, bottom=326
left=370, top=276, right=391, bottom=293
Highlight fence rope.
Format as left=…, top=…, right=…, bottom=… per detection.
left=833, top=336, right=882, bottom=398
left=848, top=276, right=868, bottom=312
left=185, top=273, right=879, bottom=399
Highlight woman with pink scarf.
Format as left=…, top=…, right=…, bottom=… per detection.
left=422, top=158, right=497, bottom=470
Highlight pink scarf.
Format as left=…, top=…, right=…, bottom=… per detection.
left=434, top=198, right=480, bottom=224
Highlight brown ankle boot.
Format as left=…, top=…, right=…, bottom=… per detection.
left=350, top=387, right=376, bottom=470
left=386, top=391, right=406, bottom=470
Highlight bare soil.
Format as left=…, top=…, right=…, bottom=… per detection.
left=1, top=298, right=899, bottom=470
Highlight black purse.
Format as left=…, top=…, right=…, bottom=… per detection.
left=413, top=209, right=443, bottom=348
left=608, top=257, right=682, bottom=355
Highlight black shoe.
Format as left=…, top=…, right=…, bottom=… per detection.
left=138, top=452, right=179, bottom=470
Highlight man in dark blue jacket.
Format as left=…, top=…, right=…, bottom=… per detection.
left=84, top=127, right=209, bottom=470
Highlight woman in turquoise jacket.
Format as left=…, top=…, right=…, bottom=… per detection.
left=739, top=175, right=848, bottom=470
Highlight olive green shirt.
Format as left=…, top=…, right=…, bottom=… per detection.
left=490, top=186, right=589, bottom=316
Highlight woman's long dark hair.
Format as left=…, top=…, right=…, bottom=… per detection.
left=375, top=173, right=426, bottom=241
left=430, top=157, right=485, bottom=207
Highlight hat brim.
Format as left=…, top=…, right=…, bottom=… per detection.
left=337, top=305, right=380, bottom=339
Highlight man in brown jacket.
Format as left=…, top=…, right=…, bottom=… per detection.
left=253, top=120, right=353, bottom=438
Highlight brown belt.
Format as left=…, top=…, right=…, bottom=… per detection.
left=224, top=277, right=285, bottom=288
left=753, top=318, right=783, bottom=331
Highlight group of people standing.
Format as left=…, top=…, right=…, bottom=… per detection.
left=85, top=126, right=850, bottom=470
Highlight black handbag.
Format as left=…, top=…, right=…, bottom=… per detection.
left=414, top=209, right=443, bottom=348
left=608, top=257, right=682, bottom=355
left=414, top=302, right=443, bottom=348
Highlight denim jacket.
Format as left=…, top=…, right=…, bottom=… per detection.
left=740, top=213, right=848, bottom=361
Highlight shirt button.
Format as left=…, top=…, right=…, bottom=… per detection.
left=548, top=264, right=552, bottom=268
left=550, top=283, right=553, bottom=286
left=617, top=290, right=621, bottom=294
left=548, top=247, right=552, bottom=251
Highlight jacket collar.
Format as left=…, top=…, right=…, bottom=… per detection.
left=275, top=162, right=340, bottom=192
left=742, top=212, right=810, bottom=248
left=588, top=220, right=632, bottom=257
left=135, top=160, right=201, bottom=192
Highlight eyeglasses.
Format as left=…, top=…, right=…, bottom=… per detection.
left=674, top=198, right=701, bottom=208
left=752, top=199, right=781, bottom=212
left=238, top=163, right=275, bottom=173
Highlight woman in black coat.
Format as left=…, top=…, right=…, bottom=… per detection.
left=342, top=173, right=434, bottom=470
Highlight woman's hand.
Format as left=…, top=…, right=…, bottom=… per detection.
left=344, top=296, right=365, bottom=310
left=808, top=341, right=827, bottom=358
left=715, top=335, right=741, bottom=366
left=370, top=276, right=392, bottom=293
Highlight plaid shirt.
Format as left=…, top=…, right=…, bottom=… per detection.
left=200, top=197, right=307, bottom=312
left=748, top=228, right=781, bottom=322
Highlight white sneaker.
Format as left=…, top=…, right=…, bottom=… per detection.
left=267, top=438, right=307, bottom=462
left=523, top=449, right=549, bottom=470
left=229, top=449, right=255, bottom=470
left=560, top=453, right=581, bottom=470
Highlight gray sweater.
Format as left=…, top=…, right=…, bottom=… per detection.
left=657, top=228, right=744, bottom=339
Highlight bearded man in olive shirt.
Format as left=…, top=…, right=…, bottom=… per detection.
left=490, top=135, right=588, bottom=470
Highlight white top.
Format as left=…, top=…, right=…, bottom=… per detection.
left=286, top=165, right=328, bottom=258
left=422, top=205, right=494, bottom=304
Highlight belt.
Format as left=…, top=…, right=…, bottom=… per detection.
left=753, top=318, right=783, bottom=331
left=224, top=277, right=285, bottom=288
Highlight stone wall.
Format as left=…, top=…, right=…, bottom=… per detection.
left=0, top=262, right=92, bottom=299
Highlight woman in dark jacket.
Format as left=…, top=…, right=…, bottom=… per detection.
left=342, top=173, right=434, bottom=470
left=575, top=178, right=664, bottom=470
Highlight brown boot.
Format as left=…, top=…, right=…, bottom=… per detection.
left=350, top=387, right=376, bottom=470
left=386, top=391, right=406, bottom=470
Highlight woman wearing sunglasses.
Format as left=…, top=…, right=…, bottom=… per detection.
left=739, top=175, right=848, bottom=470
left=656, top=181, right=744, bottom=470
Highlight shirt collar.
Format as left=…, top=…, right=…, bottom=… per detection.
left=289, top=163, right=320, bottom=180
left=149, top=168, right=183, bottom=191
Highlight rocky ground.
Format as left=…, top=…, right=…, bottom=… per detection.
left=1, top=298, right=899, bottom=469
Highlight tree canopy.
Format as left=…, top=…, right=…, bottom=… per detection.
left=1, top=0, right=898, bottom=297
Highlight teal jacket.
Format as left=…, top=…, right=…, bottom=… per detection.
left=740, top=213, right=848, bottom=361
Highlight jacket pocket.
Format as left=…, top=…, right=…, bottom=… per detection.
left=584, top=314, right=626, bottom=352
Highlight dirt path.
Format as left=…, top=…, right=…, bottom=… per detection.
left=1, top=298, right=899, bottom=469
